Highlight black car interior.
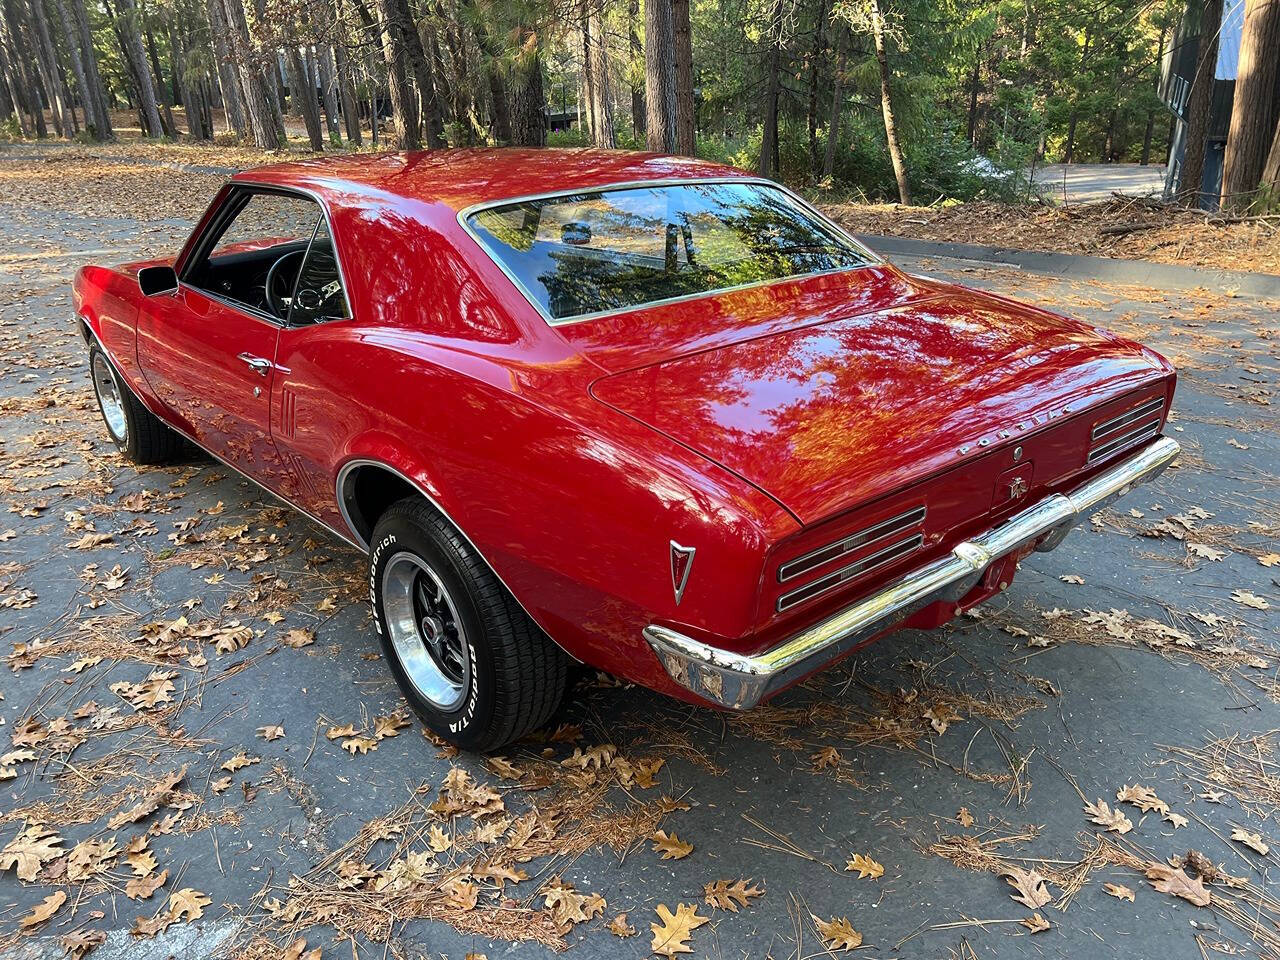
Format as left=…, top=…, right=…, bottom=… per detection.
left=181, top=188, right=349, bottom=325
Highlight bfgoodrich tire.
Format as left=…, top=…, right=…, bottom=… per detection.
left=89, top=344, right=181, bottom=465
left=369, top=497, right=568, bottom=751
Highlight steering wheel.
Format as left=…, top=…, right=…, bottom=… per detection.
left=264, top=249, right=305, bottom=319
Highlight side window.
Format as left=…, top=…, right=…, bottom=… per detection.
left=288, top=218, right=350, bottom=325
left=210, top=193, right=318, bottom=258
left=182, top=189, right=348, bottom=324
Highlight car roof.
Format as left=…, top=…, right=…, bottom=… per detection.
left=230, top=148, right=758, bottom=214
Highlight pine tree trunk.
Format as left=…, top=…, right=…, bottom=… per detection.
left=206, top=0, right=245, bottom=135
left=286, top=44, right=323, bottom=149
left=218, top=0, right=278, bottom=148
left=316, top=44, right=341, bottom=142
left=806, top=0, right=826, bottom=176
left=580, top=0, right=596, bottom=139
left=1220, top=0, right=1280, bottom=210
left=628, top=0, right=643, bottom=136
left=0, top=9, right=37, bottom=137
left=822, top=41, right=844, bottom=179
left=1263, top=112, right=1280, bottom=189
left=53, top=0, right=100, bottom=138
left=389, top=0, right=443, bottom=147
left=29, top=0, right=73, bottom=135
left=643, top=0, right=676, bottom=151
left=758, top=0, right=782, bottom=177
left=869, top=0, right=909, bottom=203
left=585, top=0, right=614, bottom=147
left=113, top=0, right=164, bottom=135
left=141, top=2, right=175, bottom=133
left=509, top=36, right=544, bottom=146
left=374, top=0, right=419, bottom=148
left=0, top=34, right=20, bottom=129
left=965, top=54, right=980, bottom=144
left=1178, top=0, right=1224, bottom=205
left=672, top=0, right=693, bottom=153
left=332, top=3, right=361, bottom=144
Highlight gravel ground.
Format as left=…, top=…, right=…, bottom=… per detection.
left=1, top=145, right=1279, bottom=960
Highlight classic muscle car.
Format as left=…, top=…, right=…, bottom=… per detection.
left=74, top=150, right=1180, bottom=750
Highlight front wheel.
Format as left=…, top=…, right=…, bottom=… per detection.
left=89, top=344, right=181, bottom=464
left=369, top=497, right=568, bottom=751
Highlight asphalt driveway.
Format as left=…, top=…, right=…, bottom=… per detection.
left=1, top=153, right=1278, bottom=960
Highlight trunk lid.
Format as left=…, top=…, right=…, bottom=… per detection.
left=590, top=284, right=1169, bottom=525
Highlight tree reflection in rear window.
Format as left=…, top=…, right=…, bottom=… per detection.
left=464, top=181, right=872, bottom=324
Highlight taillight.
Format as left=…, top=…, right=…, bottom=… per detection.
left=1087, top=395, right=1164, bottom=464
left=775, top=505, right=925, bottom=612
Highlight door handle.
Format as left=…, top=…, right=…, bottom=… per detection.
left=237, top=353, right=272, bottom=376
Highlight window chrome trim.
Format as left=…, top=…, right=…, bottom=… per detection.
left=180, top=181, right=356, bottom=327
left=455, top=176, right=884, bottom=328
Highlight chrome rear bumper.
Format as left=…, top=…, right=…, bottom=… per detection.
left=644, top=435, right=1180, bottom=709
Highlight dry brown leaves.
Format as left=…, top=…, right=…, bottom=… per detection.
left=813, top=915, right=863, bottom=951
left=822, top=196, right=1280, bottom=274
left=1001, top=865, right=1053, bottom=909
left=650, top=903, right=709, bottom=957
left=703, top=878, right=763, bottom=912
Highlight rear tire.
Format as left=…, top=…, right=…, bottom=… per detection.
left=89, top=344, right=181, bottom=465
left=369, top=497, right=568, bottom=751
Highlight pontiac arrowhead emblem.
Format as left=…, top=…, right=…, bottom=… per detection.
left=1008, top=477, right=1028, bottom=500
left=669, top=541, right=695, bottom=605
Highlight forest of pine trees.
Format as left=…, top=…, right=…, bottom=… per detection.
left=1, top=0, right=1277, bottom=207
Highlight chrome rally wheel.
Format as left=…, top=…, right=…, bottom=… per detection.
left=91, top=349, right=127, bottom=445
left=369, top=496, right=568, bottom=751
left=380, top=551, right=470, bottom=711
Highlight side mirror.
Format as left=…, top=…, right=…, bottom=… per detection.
left=138, top=265, right=178, bottom=297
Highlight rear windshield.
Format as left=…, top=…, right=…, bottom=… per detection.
left=464, top=181, right=872, bottom=323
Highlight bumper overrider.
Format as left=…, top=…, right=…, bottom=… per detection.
left=644, top=435, right=1181, bottom=710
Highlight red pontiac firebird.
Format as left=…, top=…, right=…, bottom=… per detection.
left=74, top=150, right=1179, bottom=750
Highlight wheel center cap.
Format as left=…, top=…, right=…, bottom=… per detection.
left=420, top=615, right=445, bottom=645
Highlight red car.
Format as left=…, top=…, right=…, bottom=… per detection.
left=74, top=150, right=1179, bottom=750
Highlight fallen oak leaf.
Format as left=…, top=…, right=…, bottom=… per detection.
left=957, top=807, right=975, bottom=828
left=607, top=912, right=637, bottom=937
left=1116, top=784, right=1170, bottom=816
left=256, top=724, right=284, bottom=741
left=0, top=823, right=65, bottom=881
left=1145, top=862, right=1210, bottom=906
left=845, top=853, right=884, bottom=879
left=342, top=736, right=378, bottom=755
left=1084, top=798, right=1132, bottom=835
left=1021, top=912, right=1050, bottom=933
left=126, top=867, right=168, bottom=901
left=282, top=940, right=322, bottom=960
left=651, top=829, right=693, bottom=860
left=812, top=915, right=862, bottom=951
left=19, top=890, right=66, bottom=931
left=220, top=753, right=259, bottom=773
left=167, top=887, right=212, bottom=923
left=703, top=878, right=763, bottom=912
left=1231, top=589, right=1270, bottom=610
left=651, top=903, right=708, bottom=958
left=542, top=879, right=606, bottom=930
left=1104, top=882, right=1135, bottom=902
left=59, top=930, right=106, bottom=959
left=1001, top=866, right=1052, bottom=909
left=811, top=745, right=842, bottom=769
left=1230, top=828, right=1270, bottom=856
